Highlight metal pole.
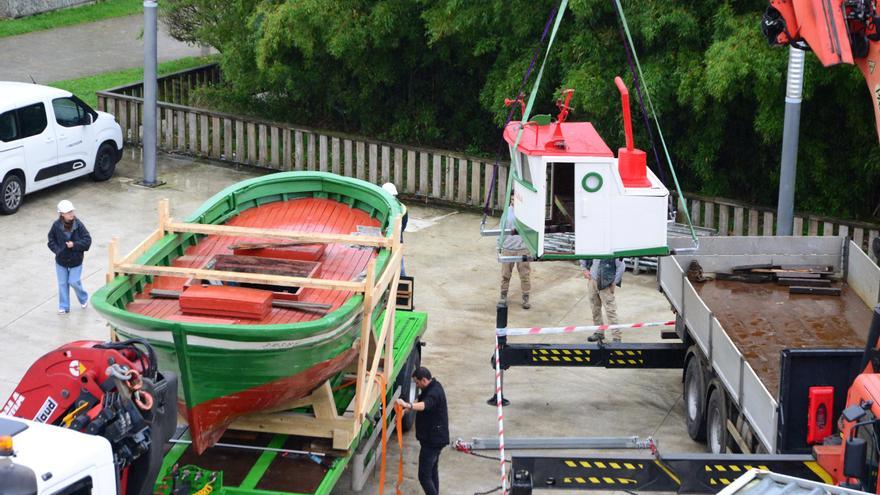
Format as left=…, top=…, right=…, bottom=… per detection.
left=142, top=0, right=159, bottom=186
left=488, top=304, right=510, bottom=406
left=776, top=46, right=805, bottom=236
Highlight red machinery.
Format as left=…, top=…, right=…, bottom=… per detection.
left=763, top=0, right=880, bottom=139
left=1, top=339, right=177, bottom=495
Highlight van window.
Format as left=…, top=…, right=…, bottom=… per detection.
left=53, top=97, right=87, bottom=127
left=17, top=103, right=48, bottom=138
left=0, top=110, right=17, bottom=142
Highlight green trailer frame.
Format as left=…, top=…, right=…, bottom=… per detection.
left=155, top=310, right=428, bottom=495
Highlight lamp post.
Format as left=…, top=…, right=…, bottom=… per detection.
left=140, top=0, right=160, bottom=186
left=776, top=46, right=805, bottom=235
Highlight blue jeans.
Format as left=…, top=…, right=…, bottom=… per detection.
left=56, top=263, right=88, bottom=311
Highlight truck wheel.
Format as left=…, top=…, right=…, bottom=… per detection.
left=397, top=342, right=421, bottom=432
left=0, top=173, right=24, bottom=215
left=707, top=387, right=729, bottom=454
left=90, top=142, right=117, bottom=181
left=684, top=355, right=707, bottom=441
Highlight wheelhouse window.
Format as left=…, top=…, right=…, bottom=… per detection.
left=519, top=152, right=533, bottom=185
left=17, top=103, right=47, bottom=138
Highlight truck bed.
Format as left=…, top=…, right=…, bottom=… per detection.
left=660, top=236, right=880, bottom=452
left=694, top=280, right=872, bottom=394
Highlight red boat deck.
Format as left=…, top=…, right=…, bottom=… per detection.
left=126, top=198, right=381, bottom=325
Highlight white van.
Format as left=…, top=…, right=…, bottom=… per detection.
left=0, top=82, right=123, bottom=214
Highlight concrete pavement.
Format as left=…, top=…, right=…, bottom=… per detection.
left=0, top=13, right=206, bottom=83
left=0, top=152, right=700, bottom=494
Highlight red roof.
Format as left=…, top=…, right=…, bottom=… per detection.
left=503, top=121, right=614, bottom=157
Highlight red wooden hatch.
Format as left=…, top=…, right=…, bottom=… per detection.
left=180, top=285, right=272, bottom=320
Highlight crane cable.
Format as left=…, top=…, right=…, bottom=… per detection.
left=497, top=0, right=569, bottom=253
left=481, top=5, right=560, bottom=225
left=611, top=0, right=699, bottom=248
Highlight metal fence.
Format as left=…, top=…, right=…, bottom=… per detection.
left=96, top=64, right=880, bottom=262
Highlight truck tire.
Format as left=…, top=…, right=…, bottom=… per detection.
left=397, top=341, right=421, bottom=432
left=1, top=173, right=24, bottom=215
left=707, top=386, right=729, bottom=454
left=90, top=142, right=117, bottom=181
left=684, top=354, right=707, bottom=441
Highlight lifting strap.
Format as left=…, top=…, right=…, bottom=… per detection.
left=611, top=0, right=699, bottom=248
left=482, top=5, right=560, bottom=220
left=376, top=373, right=406, bottom=495
left=497, top=0, right=569, bottom=252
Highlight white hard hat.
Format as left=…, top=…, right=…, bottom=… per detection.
left=57, top=200, right=75, bottom=213
left=381, top=183, right=398, bottom=196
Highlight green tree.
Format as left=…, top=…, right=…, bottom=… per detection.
left=164, top=0, right=880, bottom=220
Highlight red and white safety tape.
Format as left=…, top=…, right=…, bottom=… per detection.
left=496, top=320, right=675, bottom=337
left=494, top=334, right=508, bottom=495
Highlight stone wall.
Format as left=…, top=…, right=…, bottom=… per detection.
left=0, top=0, right=94, bottom=19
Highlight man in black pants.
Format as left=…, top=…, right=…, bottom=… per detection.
left=397, top=366, right=449, bottom=495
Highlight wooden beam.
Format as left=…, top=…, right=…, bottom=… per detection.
left=115, top=263, right=365, bottom=292
left=789, top=286, right=841, bottom=296
left=231, top=412, right=355, bottom=450
left=165, top=221, right=392, bottom=248
left=107, top=236, right=119, bottom=283
left=158, top=198, right=170, bottom=232
left=353, top=259, right=376, bottom=423
left=362, top=216, right=403, bottom=414
left=120, top=228, right=164, bottom=266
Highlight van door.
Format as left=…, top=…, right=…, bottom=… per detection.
left=15, top=102, right=59, bottom=192
left=50, top=97, right=93, bottom=180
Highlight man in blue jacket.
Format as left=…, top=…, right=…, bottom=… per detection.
left=47, top=200, right=92, bottom=314
left=580, top=258, right=626, bottom=342
left=397, top=366, right=449, bottom=495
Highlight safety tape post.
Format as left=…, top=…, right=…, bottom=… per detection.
left=496, top=320, right=675, bottom=337
left=495, top=334, right=509, bottom=495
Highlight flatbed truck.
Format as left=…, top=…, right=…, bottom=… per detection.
left=659, top=236, right=880, bottom=457
left=501, top=236, right=880, bottom=493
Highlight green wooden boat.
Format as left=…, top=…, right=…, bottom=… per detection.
left=91, top=172, right=403, bottom=453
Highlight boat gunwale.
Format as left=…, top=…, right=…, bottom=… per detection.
left=91, top=171, right=402, bottom=342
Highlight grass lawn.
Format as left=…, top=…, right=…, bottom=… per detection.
left=50, top=56, right=218, bottom=108
left=0, top=0, right=142, bottom=39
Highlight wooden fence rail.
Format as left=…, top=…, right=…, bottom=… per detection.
left=95, top=64, right=880, bottom=262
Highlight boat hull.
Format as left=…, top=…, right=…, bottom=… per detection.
left=92, top=172, right=402, bottom=453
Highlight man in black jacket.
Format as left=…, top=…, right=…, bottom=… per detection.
left=47, top=200, right=92, bottom=314
left=397, top=366, right=448, bottom=495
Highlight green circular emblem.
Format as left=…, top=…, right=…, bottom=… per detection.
left=581, top=172, right=603, bottom=193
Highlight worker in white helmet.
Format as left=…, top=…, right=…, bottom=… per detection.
left=382, top=183, right=408, bottom=276
left=47, top=200, right=92, bottom=314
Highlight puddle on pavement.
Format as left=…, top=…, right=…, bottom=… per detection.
left=694, top=280, right=873, bottom=395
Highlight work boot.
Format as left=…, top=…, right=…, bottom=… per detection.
left=587, top=331, right=605, bottom=342
left=522, top=294, right=530, bottom=310
left=498, top=291, right=508, bottom=307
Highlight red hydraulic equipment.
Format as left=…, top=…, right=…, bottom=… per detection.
left=2, top=339, right=177, bottom=495
left=763, top=0, right=880, bottom=139
left=614, top=76, right=651, bottom=188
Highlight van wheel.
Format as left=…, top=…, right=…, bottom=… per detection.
left=90, top=143, right=117, bottom=181
left=684, top=355, right=707, bottom=441
left=0, top=174, right=24, bottom=214
left=707, top=387, right=729, bottom=454
left=396, top=342, right=421, bottom=432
